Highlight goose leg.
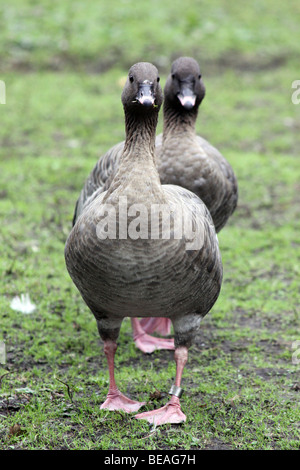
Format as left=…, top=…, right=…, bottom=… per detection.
left=131, top=318, right=174, bottom=354
left=100, top=339, right=146, bottom=412
left=134, top=346, right=187, bottom=425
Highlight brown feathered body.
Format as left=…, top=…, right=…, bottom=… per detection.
left=65, top=62, right=222, bottom=348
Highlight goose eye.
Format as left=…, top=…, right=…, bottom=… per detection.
left=129, top=75, right=134, bottom=83
left=171, top=73, right=175, bottom=79
left=198, top=74, right=202, bottom=79
left=157, top=76, right=160, bottom=83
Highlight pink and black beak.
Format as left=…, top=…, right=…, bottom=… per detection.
left=136, top=81, right=155, bottom=108
left=177, top=83, right=196, bottom=110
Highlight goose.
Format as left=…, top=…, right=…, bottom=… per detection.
left=73, top=57, right=237, bottom=232
left=139, top=56, right=237, bottom=336
left=72, top=56, right=234, bottom=353
left=65, top=62, right=223, bottom=425
left=156, top=56, right=238, bottom=233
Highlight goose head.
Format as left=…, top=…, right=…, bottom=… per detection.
left=121, top=62, right=163, bottom=113
left=164, top=57, right=205, bottom=111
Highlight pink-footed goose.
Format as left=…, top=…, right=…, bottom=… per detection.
left=65, top=62, right=222, bottom=425
left=72, top=57, right=235, bottom=353
left=140, top=56, right=237, bottom=335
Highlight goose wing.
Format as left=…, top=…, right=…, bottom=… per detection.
left=72, top=140, right=124, bottom=225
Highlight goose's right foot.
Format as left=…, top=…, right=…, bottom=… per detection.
left=131, top=318, right=174, bottom=354
left=101, top=389, right=146, bottom=413
left=139, top=317, right=172, bottom=335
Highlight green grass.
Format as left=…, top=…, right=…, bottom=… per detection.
left=0, top=0, right=300, bottom=451
left=1, top=0, right=300, bottom=72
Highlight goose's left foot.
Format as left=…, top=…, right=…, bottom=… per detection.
left=135, top=345, right=189, bottom=424
left=135, top=396, right=186, bottom=425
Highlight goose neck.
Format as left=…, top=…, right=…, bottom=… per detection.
left=122, top=111, right=157, bottom=162
left=163, top=101, right=198, bottom=137
left=104, top=107, right=162, bottom=201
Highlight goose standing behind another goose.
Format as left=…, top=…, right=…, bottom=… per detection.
left=156, top=56, right=238, bottom=232
left=65, top=62, right=223, bottom=425
left=72, top=57, right=236, bottom=352
left=140, top=56, right=237, bottom=335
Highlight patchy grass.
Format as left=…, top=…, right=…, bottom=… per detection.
left=0, top=0, right=300, bottom=451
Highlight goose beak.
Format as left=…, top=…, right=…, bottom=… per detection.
left=136, top=83, right=155, bottom=107
left=177, top=86, right=196, bottom=110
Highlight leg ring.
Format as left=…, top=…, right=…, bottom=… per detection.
left=169, top=384, right=184, bottom=398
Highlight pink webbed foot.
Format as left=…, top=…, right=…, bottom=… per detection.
left=134, top=333, right=175, bottom=354
left=101, top=389, right=146, bottom=413
left=135, top=396, right=186, bottom=425
left=139, top=318, right=172, bottom=335
left=131, top=318, right=174, bottom=354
